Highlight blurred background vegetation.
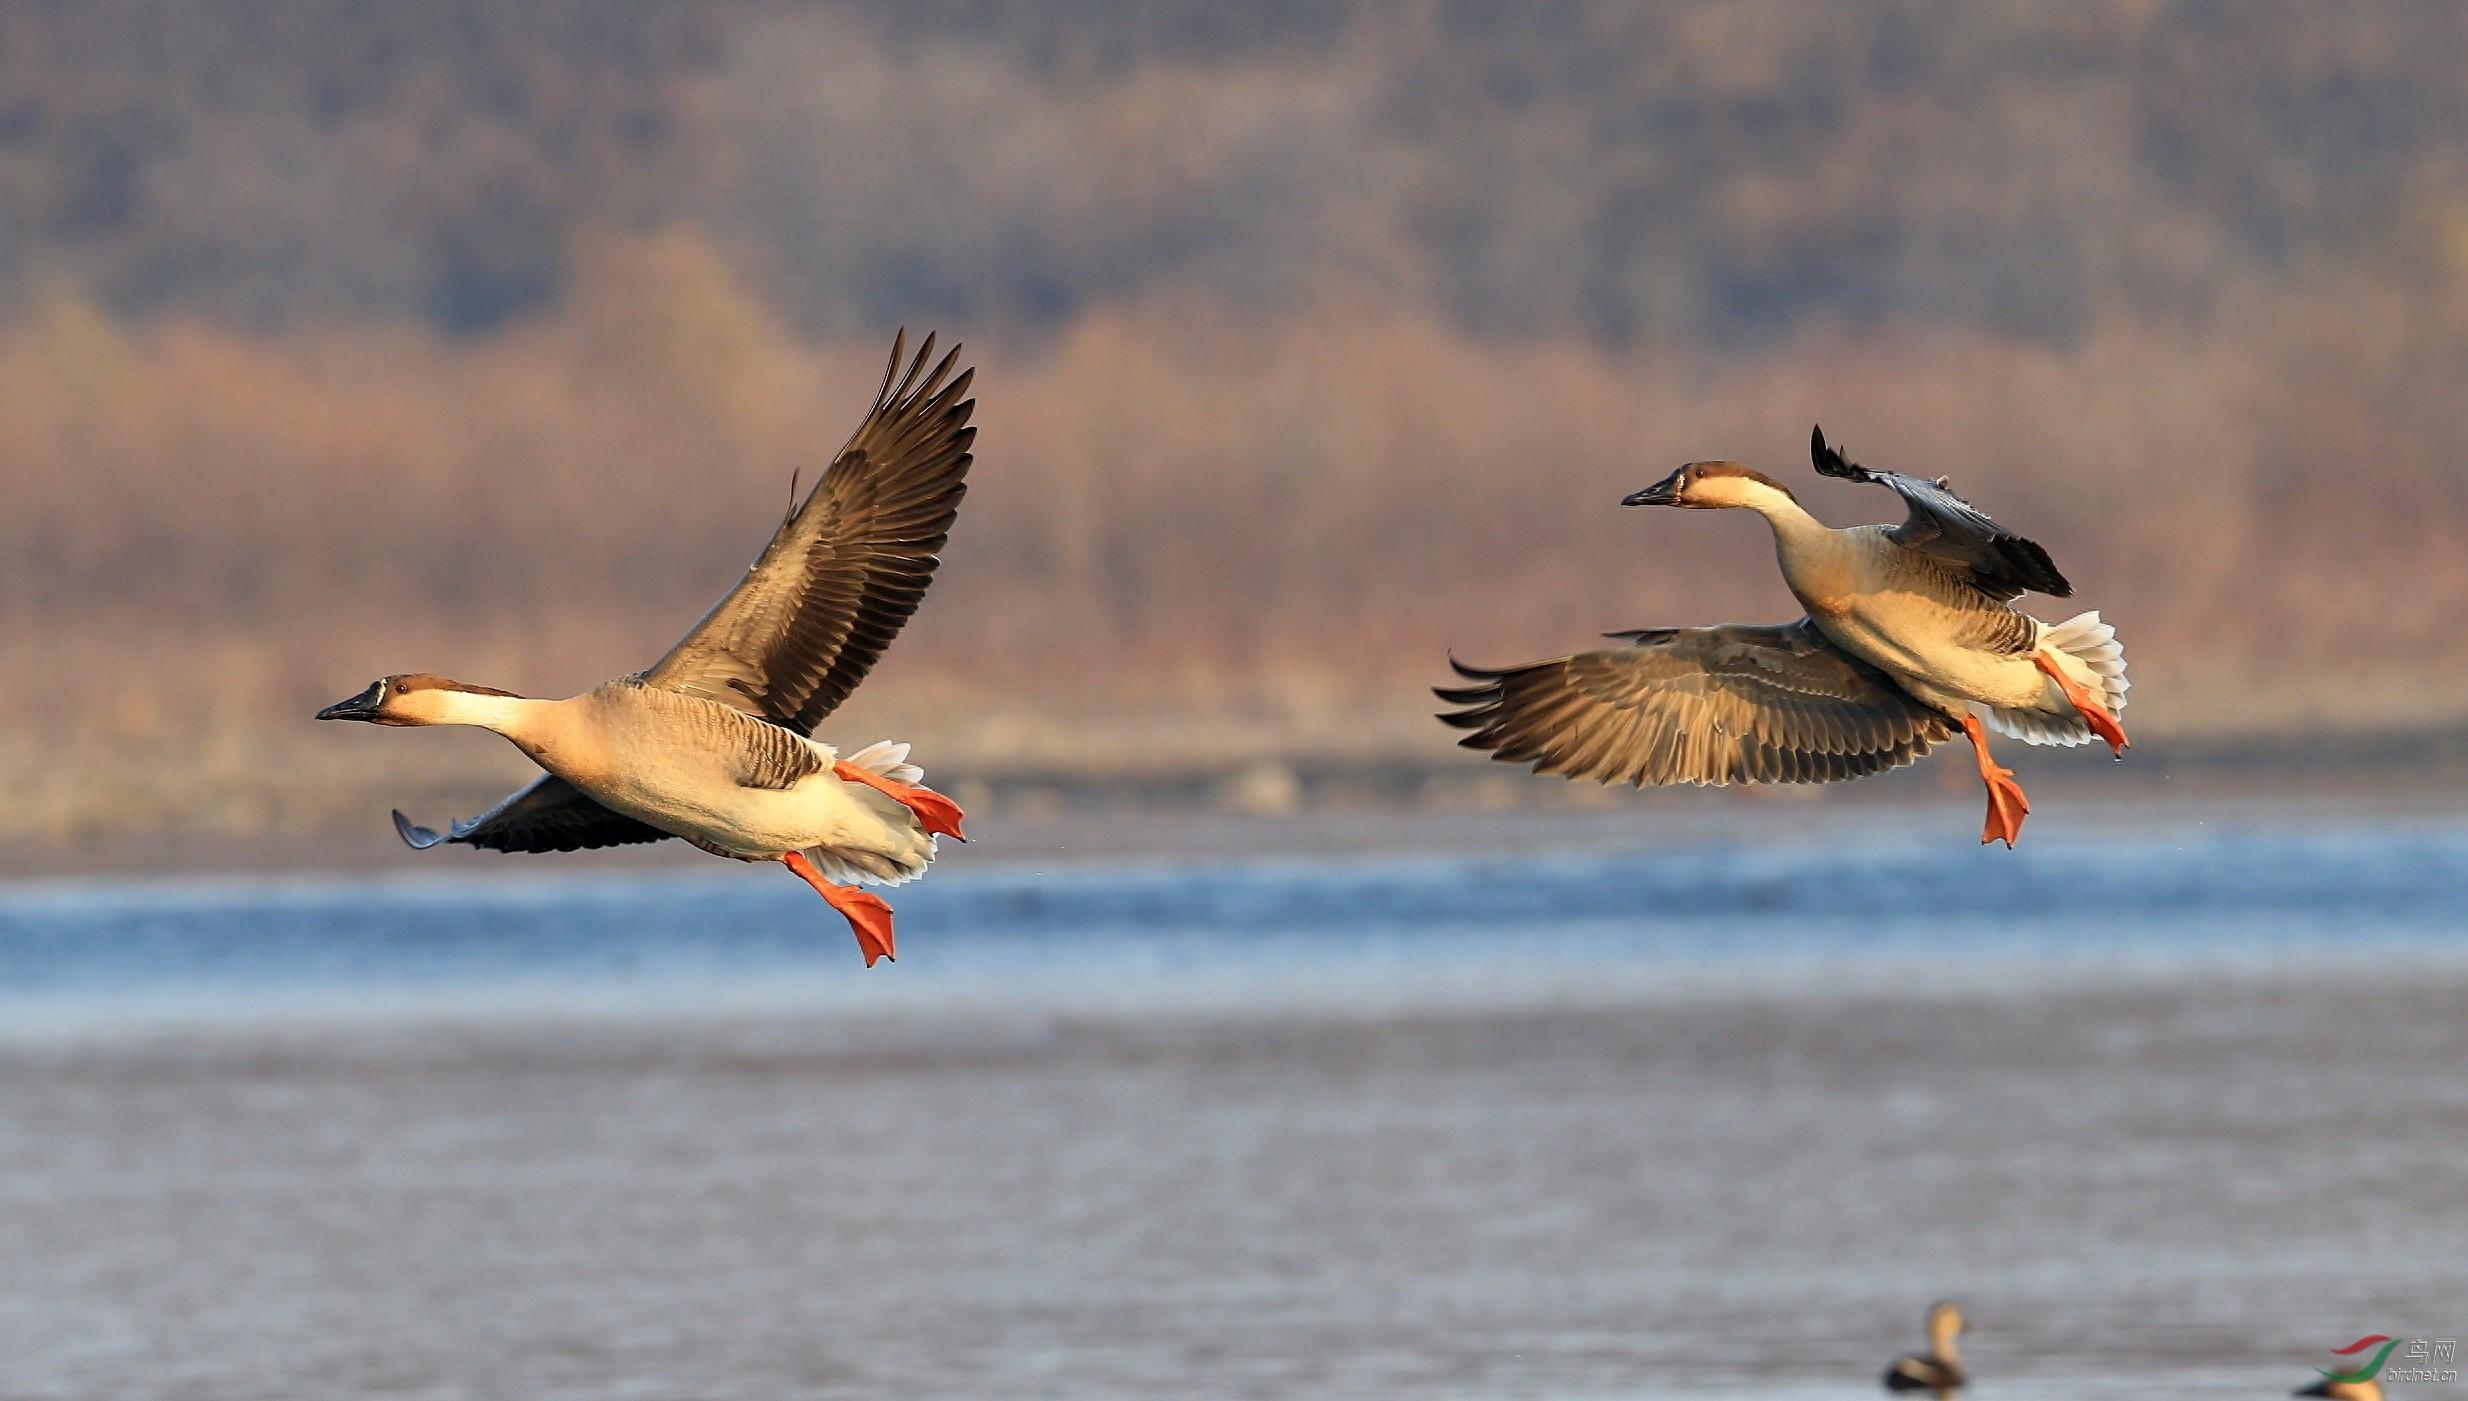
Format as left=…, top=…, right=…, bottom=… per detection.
left=5, top=0, right=2466, bottom=843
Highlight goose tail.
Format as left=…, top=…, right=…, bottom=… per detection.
left=1986, top=610, right=2129, bottom=746
left=842, top=739, right=925, bottom=786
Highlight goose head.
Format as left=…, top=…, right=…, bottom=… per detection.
left=1623, top=460, right=1799, bottom=511
left=316, top=674, right=520, bottom=726
left=1925, top=1299, right=1966, bottom=1357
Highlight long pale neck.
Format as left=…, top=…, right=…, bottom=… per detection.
left=428, top=691, right=559, bottom=745
left=1730, top=486, right=1842, bottom=604
left=1735, top=481, right=1831, bottom=548
left=1929, top=1317, right=1962, bottom=1364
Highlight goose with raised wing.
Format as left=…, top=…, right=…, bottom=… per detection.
left=1881, top=1300, right=1968, bottom=1396
left=1438, top=427, right=2126, bottom=846
left=317, top=331, right=976, bottom=966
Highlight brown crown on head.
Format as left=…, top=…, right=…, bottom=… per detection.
left=1684, top=460, right=1798, bottom=499
left=390, top=673, right=522, bottom=698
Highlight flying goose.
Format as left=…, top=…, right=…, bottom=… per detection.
left=1881, top=1299, right=1968, bottom=1395
left=1437, top=428, right=2126, bottom=846
left=317, top=331, right=975, bottom=966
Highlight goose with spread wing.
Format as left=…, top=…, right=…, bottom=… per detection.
left=317, top=331, right=975, bottom=965
left=1437, top=427, right=2126, bottom=846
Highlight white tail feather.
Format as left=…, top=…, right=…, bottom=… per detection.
left=844, top=739, right=924, bottom=786
left=799, top=842, right=931, bottom=887
left=806, top=738, right=934, bottom=886
left=1985, top=611, right=2130, bottom=747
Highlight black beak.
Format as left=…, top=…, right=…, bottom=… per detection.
left=1623, top=471, right=1683, bottom=507
left=315, top=680, right=387, bottom=722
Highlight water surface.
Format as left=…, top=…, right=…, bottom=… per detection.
left=0, top=818, right=2459, bottom=1399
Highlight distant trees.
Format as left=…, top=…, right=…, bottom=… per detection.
left=4, top=1, right=2467, bottom=348
left=6, top=1, right=2468, bottom=837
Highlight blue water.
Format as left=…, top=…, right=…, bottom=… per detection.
left=2, top=817, right=2461, bottom=1399
left=1, top=820, right=2461, bottom=1021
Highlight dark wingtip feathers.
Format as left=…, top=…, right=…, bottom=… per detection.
left=874, top=328, right=907, bottom=406
left=1810, top=424, right=1864, bottom=481
left=920, top=341, right=962, bottom=400
left=873, top=330, right=969, bottom=424
left=888, top=331, right=936, bottom=405
left=391, top=809, right=447, bottom=849
left=1434, top=654, right=1506, bottom=723
left=2004, top=537, right=2073, bottom=597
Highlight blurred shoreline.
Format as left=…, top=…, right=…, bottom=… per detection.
left=10, top=746, right=2466, bottom=881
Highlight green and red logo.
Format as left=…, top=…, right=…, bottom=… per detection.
left=2319, top=1335, right=2401, bottom=1384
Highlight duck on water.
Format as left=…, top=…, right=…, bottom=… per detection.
left=1882, top=1299, right=1967, bottom=1396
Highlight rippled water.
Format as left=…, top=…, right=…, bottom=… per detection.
left=0, top=818, right=2460, bottom=1399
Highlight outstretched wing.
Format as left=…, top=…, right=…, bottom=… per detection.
left=391, top=775, right=671, bottom=855
left=1811, top=425, right=2070, bottom=600
left=641, top=330, right=977, bottom=735
left=1435, top=620, right=1954, bottom=787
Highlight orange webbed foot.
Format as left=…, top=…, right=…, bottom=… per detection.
left=2080, top=704, right=2128, bottom=758
left=2033, top=651, right=2128, bottom=758
left=832, top=760, right=968, bottom=842
left=782, top=851, right=898, bottom=967
left=831, top=888, right=898, bottom=968
left=1960, top=712, right=2031, bottom=849
left=1980, top=767, right=2031, bottom=848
